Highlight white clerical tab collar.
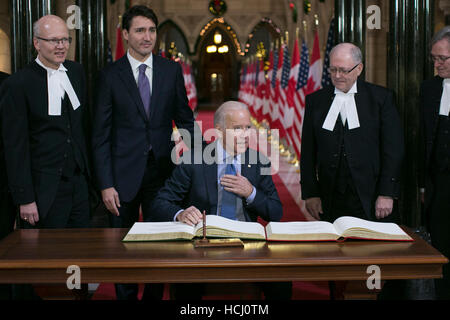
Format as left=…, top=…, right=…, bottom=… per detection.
left=439, top=78, right=450, bottom=116
left=322, top=81, right=360, bottom=131
left=35, top=57, right=80, bottom=116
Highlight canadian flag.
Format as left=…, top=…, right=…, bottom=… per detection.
left=305, top=30, right=322, bottom=95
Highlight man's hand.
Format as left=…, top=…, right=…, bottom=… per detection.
left=305, top=197, right=323, bottom=220
left=101, top=187, right=121, bottom=216
left=177, top=206, right=203, bottom=226
left=220, top=172, right=253, bottom=198
left=20, top=202, right=39, bottom=226
left=375, top=196, right=393, bottom=219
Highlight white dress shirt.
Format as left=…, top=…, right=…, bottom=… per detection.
left=127, top=51, right=153, bottom=90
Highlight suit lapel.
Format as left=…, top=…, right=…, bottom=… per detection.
left=117, top=56, right=149, bottom=122
left=149, top=55, right=163, bottom=122
left=354, top=79, right=369, bottom=124
left=430, top=77, right=443, bottom=132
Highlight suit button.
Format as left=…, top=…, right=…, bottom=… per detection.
left=64, top=154, right=68, bottom=159
left=58, top=168, right=62, bottom=173
left=333, top=154, right=338, bottom=157
left=67, top=124, right=71, bottom=129
left=67, top=138, right=71, bottom=144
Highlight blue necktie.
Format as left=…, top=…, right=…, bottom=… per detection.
left=138, top=64, right=151, bottom=118
left=221, top=163, right=237, bottom=220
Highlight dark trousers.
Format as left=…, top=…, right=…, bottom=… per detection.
left=429, top=172, right=450, bottom=299
left=13, top=172, right=90, bottom=300
left=323, top=179, right=366, bottom=223
left=110, top=152, right=167, bottom=300
left=0, top=191, right=16, bottom=300
left=21, top=173, right=90, bottom=229
left=172, top=282, right=292, bottom=300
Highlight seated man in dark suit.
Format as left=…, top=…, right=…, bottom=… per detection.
left=152, top=101, right=292, bottom=300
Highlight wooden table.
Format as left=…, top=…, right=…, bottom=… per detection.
left=0, top=228, right=447, bottom=290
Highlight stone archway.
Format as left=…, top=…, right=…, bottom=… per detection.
left=0, top=28, right=11, bottom=74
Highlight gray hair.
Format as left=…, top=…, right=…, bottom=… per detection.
left=214, top=101, right=249, bottom=128
left=33, top=20, right=40, bottom=37
left=330, top=43, right=363, bottom=64
left=431, top=26, right=450, bottom=48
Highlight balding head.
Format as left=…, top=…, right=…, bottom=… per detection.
left=330, top=43, right=363, bottom=64
left=329, top=42, right=363, bottom=93
left=33, top=15, right=68, bottom=38
left=33, top=15, right=70, bottom=69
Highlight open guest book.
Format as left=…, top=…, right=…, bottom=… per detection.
left=122, top=215, right=413, bottom=242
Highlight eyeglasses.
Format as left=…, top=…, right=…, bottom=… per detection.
left=36, top=37, right=72, bottom=46
left=328, top=63, right=360, bottom=75
left=430, top=55, right=450, bottom=63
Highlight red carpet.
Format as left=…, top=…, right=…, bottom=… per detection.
left=92, top=110, right=329, bottom=300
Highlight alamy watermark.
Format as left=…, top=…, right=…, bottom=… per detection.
left=172, top=126, right=280, bottom=176
left=366, top=264, right=381, bottom=290
left=66, top=265, right=81, bottom=290
left=367, top=5, right=381, bottom=30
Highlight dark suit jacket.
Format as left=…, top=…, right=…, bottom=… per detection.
left=419, top=76, right=444, bottom=211
left=151, top=146, right=283, bottom=223
left=0, top=61, right=90, bottom=219
left=92, top=54, right=195, bottom=202
left=0, top=71, right=9, bottom=193
left=0, top=71, right=15, bottom=239
left=300, top=79, right=404, bottom=219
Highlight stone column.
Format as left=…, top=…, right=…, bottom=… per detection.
left=334, top=0, right=366, bottom=78
left=75, top=0, right=108, bottom=115
left=9, top=0, right=54, bottom=73
left=387, top=0, right=434, bottom=227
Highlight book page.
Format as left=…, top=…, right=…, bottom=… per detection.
left=333, top=216, right=412, bottom=240
left=195, top=215, right=266, bottom=239
left=123, top=222, right=195, bottom=241
left=265, top=221, right=340, bottom=241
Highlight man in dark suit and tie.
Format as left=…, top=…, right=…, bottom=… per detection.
left=92, top=5, right=196, bottom=300
left=419, top=26, right=450, bottom=299
left=300, top=43, right=404, bottom=223
left=152, top=101, right=291, bottom=300
left=1, top=15, right=91, bottom=229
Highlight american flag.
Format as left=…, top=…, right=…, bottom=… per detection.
left=269, top=47, right=280, bottom=127
left=286, top=37, right=303, bottom=160
left=273, top=44, right=287, bottom=139
left=321, top=18, right=334, bottom=88
left=297, top=40, right=309, bottom=90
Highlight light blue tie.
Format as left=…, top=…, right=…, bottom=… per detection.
left=220, top=163, right=237, bottom=220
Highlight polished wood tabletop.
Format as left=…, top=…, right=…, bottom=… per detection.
left=0, top=228, right=447, bottom=284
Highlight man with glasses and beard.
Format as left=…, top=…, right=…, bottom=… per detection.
left=300, top=43, right=404, bottom=224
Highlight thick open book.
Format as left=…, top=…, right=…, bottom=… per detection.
left=123, top=215, right=266, bottom=241
left=123, top=215, right=413, bottom=242
left=265, top=216, right=413, bottom=241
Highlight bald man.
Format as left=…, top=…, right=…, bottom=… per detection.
left=0, top=15, right=91, bottom=229
left=300, top=43, right=404, bottom=223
